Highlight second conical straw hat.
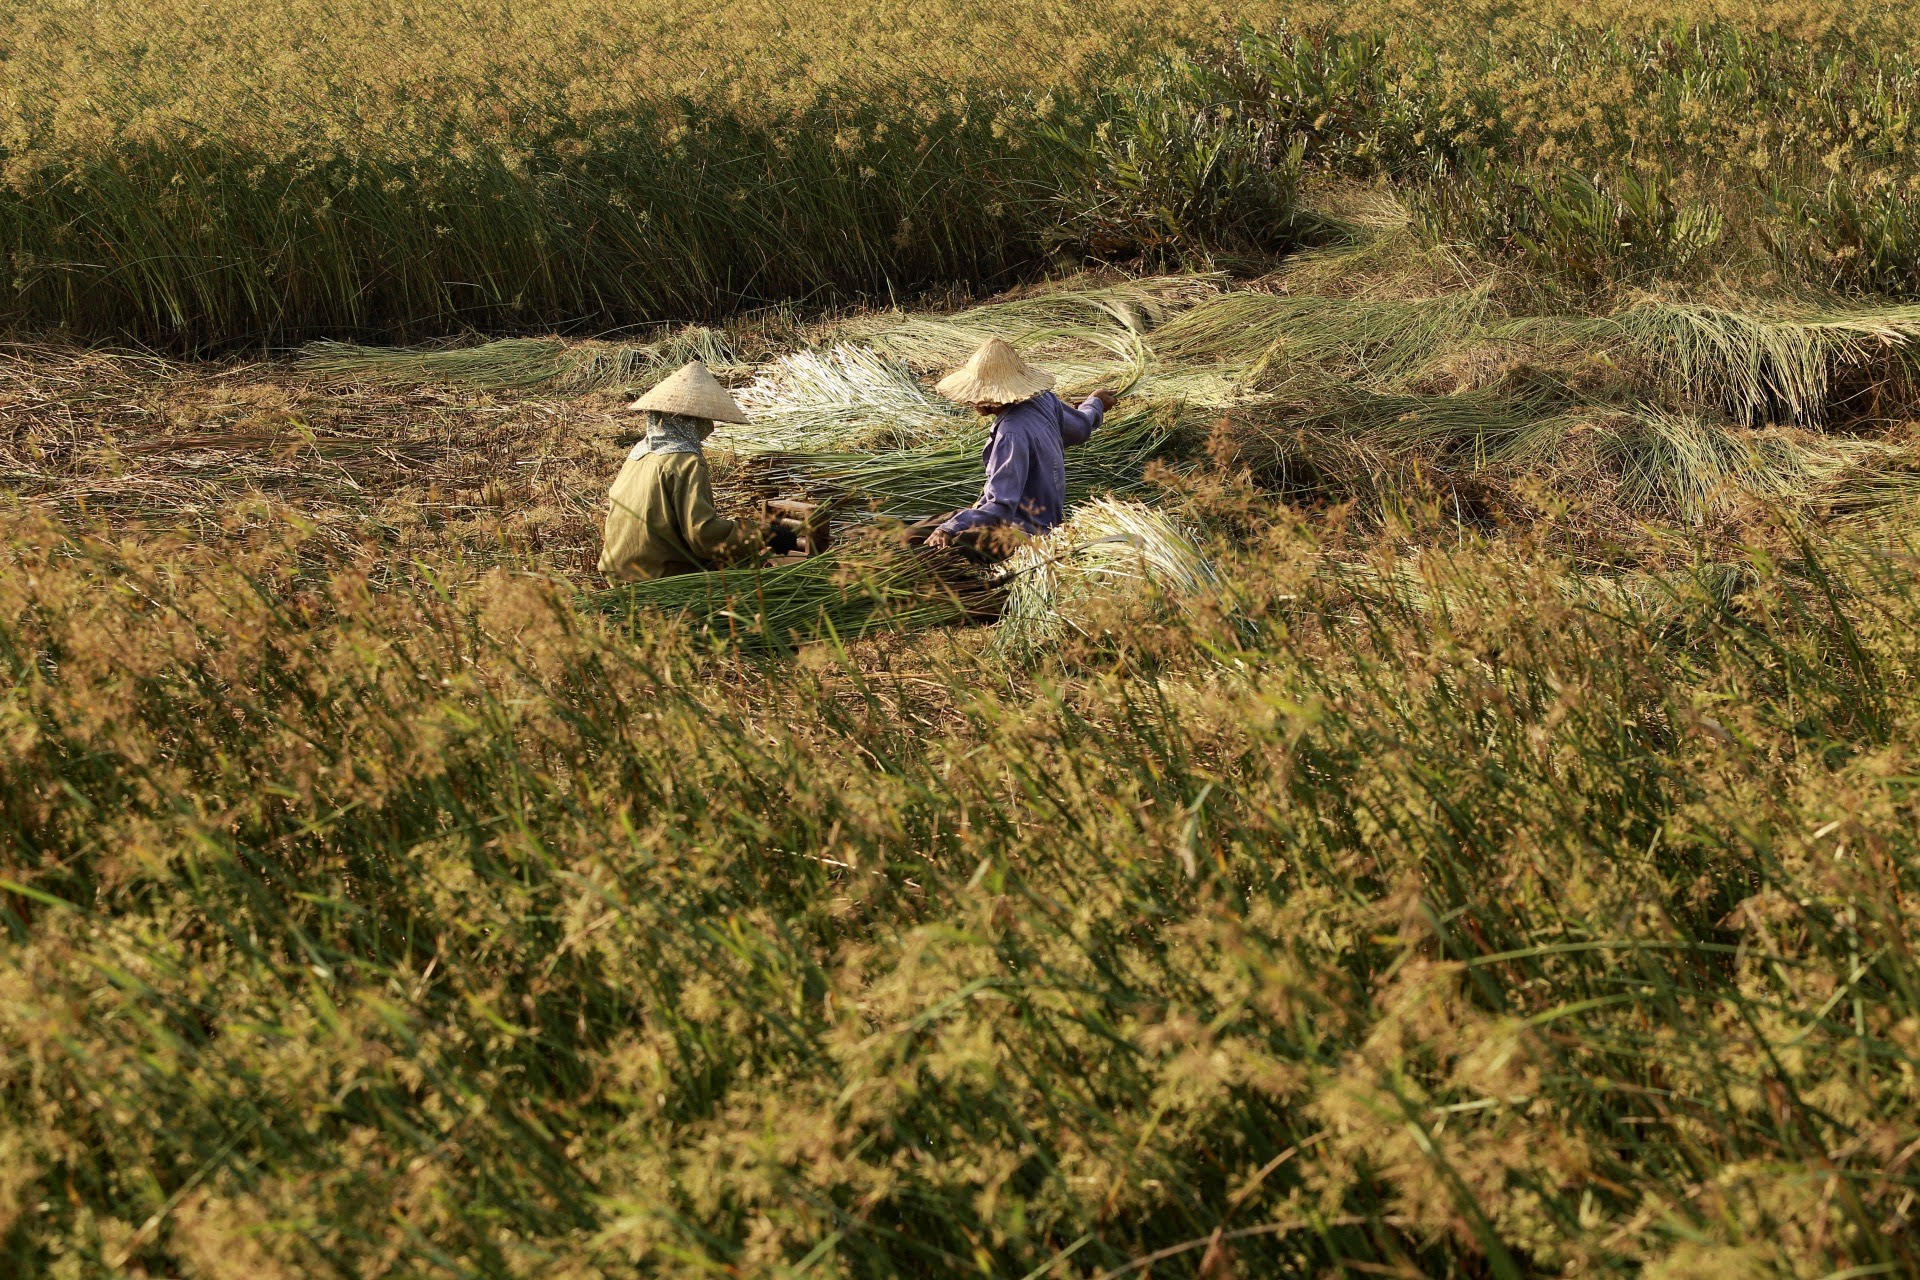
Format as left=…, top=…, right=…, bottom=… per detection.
left=627, top=361, right=748, bottom=423
left=934, top=338, right=1055, bottom=406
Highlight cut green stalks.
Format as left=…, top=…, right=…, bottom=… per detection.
left=586, top=546, right=998, bottom=653
left=995, top=498, right=1223, bottom=652
left=1519, top=301, right=1920, bottom=425
left=854, top=274, right=1223, bottom=371
left=746, top=406, right=1179, bottom=520
left=299, top=327, right=738, bottom=392
left=296, top=270, right=1920, bottom=530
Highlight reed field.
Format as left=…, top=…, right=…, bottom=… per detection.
left=9, top=0, right=1920, bottom=346
left=12, top=0, right=1920, bottom=1276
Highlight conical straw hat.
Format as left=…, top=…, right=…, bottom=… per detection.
left=627, top=361, right=748, bottom=423
left=934, top=338, right=1054, bottom=406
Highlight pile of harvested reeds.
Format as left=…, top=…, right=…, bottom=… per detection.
left=299, top=327, right=738, bottom=393
left=744, top=407, right=1179, bottom=520
left=586, top=544, right=999, bottom=653
left=286, top=263, right=1920, bottom=540
left=994, top=498, right=1223, bottom=650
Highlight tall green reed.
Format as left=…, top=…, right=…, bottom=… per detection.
left=19, top=17, right=1920, bottom=350
left=1, top=96, right=1082, bottom=351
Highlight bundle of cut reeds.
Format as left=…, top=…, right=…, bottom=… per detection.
left=1511, top=301, right=1920, bottom=425
left=721, top=344, right=969, bottom=454
left=743, top=407, right=1178, bottom=520
left=586, top=545, right=999, bottom=653
left=994, top=498, right=1224, bottom=651
left=854, top=275, right=1222, bottom=372
left=299, top=327, right=738, bottom=393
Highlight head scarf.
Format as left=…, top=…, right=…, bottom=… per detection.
left=631, top=411, right=713, bottom=458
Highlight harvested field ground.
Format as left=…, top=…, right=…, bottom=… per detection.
left=0, top=343, right=622, bottom=570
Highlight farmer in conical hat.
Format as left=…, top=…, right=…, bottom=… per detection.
left=597, top=361, right=798, bottom=582
left=915, top=338, right=1120, bottom=560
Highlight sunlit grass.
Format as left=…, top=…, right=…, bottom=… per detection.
left=8, top=499, right=1920, bottom=1274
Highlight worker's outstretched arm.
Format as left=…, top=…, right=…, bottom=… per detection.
left=939, top=427, right=1032, bottom=534
left=1057, top=393, right=1107, bottom=447
left=682, top=459, right=756, bottom=566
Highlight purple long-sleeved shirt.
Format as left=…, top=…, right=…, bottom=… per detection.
left=936, top=391, right=1105, bottom=536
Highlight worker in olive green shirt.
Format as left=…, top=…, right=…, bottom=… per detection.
left=597, top=361, right=796, bottom=581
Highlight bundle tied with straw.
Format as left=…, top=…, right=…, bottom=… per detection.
left=722, top=344, right=969, bottom=454
left=994, top=498, right=1225, bottom=652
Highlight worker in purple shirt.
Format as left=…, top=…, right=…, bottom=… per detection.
left=915, top=338, right=1122, bottom=560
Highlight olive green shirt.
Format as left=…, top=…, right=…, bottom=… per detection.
left=597, top=450, right=757, bottom=581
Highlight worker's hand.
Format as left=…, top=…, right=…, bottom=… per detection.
left=766, top=523, right=801, bottom=555
left=1091, top=389, right=1121, bottom=411
left=925, top=527, right=955, bottom=550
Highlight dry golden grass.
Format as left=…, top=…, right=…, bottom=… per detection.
left=9, top=423, right=1920, bottom=1276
